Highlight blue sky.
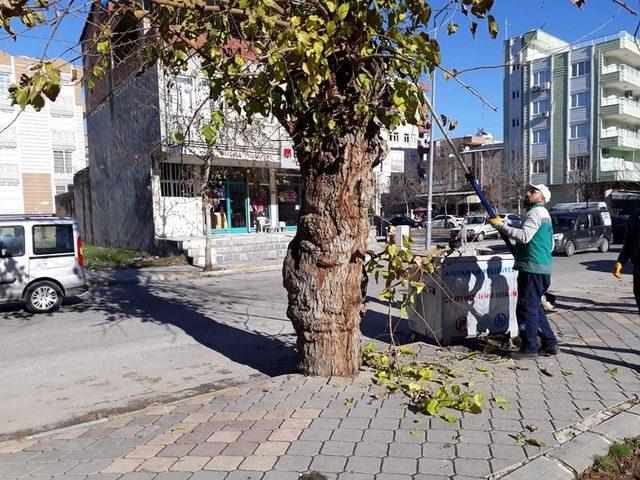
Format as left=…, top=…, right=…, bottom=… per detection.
left=1, top=0, right=637, bottom=139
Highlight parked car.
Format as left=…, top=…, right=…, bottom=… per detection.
left=450, top=215, right=499, bottom=241
left=499, top=213, right=522, bottom=228
left=0, top=215, right=88, bottom=313
left=428, top=215, right=463, bottom=229
left=551, top=209, right=613, bottom=256
left=612, top=214, right=629, bottom=244
left=389, top=216, right=421, bottom=228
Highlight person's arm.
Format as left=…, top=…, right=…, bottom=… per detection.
left=497, top=210, right=542, bottom=244
left=617, top=216, right=635, bottom=265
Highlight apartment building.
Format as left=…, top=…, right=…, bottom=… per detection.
left=504, top=29, right=640, bottom=207
left=0, top=52, right=85, bottom=214
left=372, top=124, right=420, bottom=216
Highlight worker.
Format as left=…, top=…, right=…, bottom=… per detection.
left=612, top=213, right=640, bottom=314
left=488, top=185, right=558, bottom=359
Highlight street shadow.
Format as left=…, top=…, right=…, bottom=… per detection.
left=581, top=258, right=633, bottom=274
left=69, top=277, right=297, bottom=377
left=560, top=346, right=640, bottom=374
left=552, top=294, right=637, bottom=315
left=562, top=343, right=639, bottom=356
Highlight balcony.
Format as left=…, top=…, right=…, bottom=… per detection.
left=601, top=96, right=640, bottom=126
left=601, top=126, right=640, bottom=150
left=600, top=156, right=640, bottom=181
left=601, top=64, right=640, bottom=95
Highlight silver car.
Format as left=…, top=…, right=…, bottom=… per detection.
left=0, top=215, right=88, bottom=313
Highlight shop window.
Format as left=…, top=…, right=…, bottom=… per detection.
left=277, top=182, right=300, bottom=227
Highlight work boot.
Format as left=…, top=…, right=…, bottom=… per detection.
left=540, top=344, right=559, bottom=356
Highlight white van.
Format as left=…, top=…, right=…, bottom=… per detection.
left=0, top=215, right=88, bottom=313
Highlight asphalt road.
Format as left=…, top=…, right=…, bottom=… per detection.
left=0, top=242, right=630, bottom=438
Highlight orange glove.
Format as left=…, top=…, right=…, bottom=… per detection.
left=612, top=262, right=623, bottom=279
left=487, top=216, right=503, bottom=229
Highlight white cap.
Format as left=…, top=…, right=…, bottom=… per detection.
left=529, top=184, right=551, bottom=203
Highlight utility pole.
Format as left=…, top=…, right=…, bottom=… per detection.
left=424, top=69, right=436, bottom=251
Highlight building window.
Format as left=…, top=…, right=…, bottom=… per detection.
left=174, top=75, right=194, bottom=112
left=569, top=155, right=590, bottom=171
left=53, top=150, right=74, bottom=174
left=55, top=185, right=69, bottom=195
left=512, top=118, right=520, bottom=128
left=533, top=159, right=549, bottom=174
left=52, top=130, right=75, bottom=144
left=160, top=162, right=196, bottom=197
left=0, top=72, right=10, bottom=100
left=571, top=92, right=589, bottom=108
left=388, top=150, right=404, bottom=172
left=570, top=123, right=590, bottom=139
left=512, top=90, right=520, bottom=99
left=532, top=71, right=550, bottom=86
left=532, top=100, right=550, bottom=115
left=532, top=129, right=549, bottom=144
left=571, top=61, right=591, bottom=78
left=390, top=131, right=399, bottom=142
left=403, top=133, right=410, bottom=143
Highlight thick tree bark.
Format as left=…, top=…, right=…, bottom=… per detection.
left=283, top=128, right=386, bottom=376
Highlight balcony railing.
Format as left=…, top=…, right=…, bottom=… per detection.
left=601, top=127, right=640, bottom=139
left=602, top=63, right=640, bottom=81
left=602, top=96, right=640, bottom=108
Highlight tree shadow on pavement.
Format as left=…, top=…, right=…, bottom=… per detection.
left=71, top=279, right=297, bottom=377
left=560, top=346, right=640, bottom=374
left=580, top=259, right=633, bottom=274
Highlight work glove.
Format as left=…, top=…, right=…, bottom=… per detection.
left=612, top=262, right=623, bottom=279
left=487, top=216, right=504, bottom=229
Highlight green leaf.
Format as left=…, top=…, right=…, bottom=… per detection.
left=399, top=346, right=414, bottom=355
left=561, top=370, right=573, bottom=376
left=13, top=87, right=28, bottom=107
left=447, top=23, right=458, bottom=35
left=387, top=244, right=397, bottom=256
left=442, top=414, right=457, bottom=424
left=172, top=132, right=185, bottom=143
left=202, top=124, right=217, bottom=147
left=510, top=433, right=526, bottom=443
left=337, top=3, right=349, bottom=20
left=426, top=399, right=439, bottom=416
left=475, top=365, right=487, bottom=372
left=410, top=429, right=421, bottom=437
left=525, top=424, right=538, bottom=433
left=344, top=398, right=355, bottom=407
left=451, top=385, right=460, bottom=395
left=326, top=1, right=336, bottom=12
left=487, top=15, right=499, bottom=39
left=526, top=438, right=546, bottom=448
left=96, top=41, right=109, bottom=55
left=605, top=367, right=619, bottom=376
left=492, top=396, right=508, bottom=404
left=473, top=393, right=484, bottom=406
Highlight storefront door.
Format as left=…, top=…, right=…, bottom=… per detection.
left=228, top=181, right=249, bottom=233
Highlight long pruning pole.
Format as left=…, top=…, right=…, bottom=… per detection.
left=423, top=95, right=516, bottom=255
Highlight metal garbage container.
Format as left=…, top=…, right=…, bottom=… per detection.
left=408, top=251, right=518, bottom=345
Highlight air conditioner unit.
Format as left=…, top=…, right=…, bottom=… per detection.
left=543, top=82, right=551, bottom=90
left=541, top=112, right=550, bottom=118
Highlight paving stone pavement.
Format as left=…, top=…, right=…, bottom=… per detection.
left=1, top=302, right=639, bottom=480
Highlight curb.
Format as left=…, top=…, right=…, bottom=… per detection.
left=491, top=398, right=640, bottom=479
left=87, top=264, right=282, bottom=288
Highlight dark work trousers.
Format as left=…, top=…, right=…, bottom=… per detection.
left=516, top=271, right=558, bottom=354
left=634, top=263, right=640, bottom=315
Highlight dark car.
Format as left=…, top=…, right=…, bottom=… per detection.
left=389, top=216, right=421, bottom=228
left=612, top=215, right=629, bottom=244
left=551, top=209, right=613, bottom=256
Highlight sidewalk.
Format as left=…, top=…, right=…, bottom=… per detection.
left=1, top=290, right=639, bottom=479
left=86, top=261, right=283, bottom=287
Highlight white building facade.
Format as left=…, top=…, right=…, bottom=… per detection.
left=0, top=52, right=86, bottom=214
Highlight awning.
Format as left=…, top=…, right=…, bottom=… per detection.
left=465, top=195, right=481, bottom=204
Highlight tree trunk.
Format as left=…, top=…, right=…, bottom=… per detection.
left=283, top=129, right=385, bottom=376
left=202, top=162, right=214, bottom=272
